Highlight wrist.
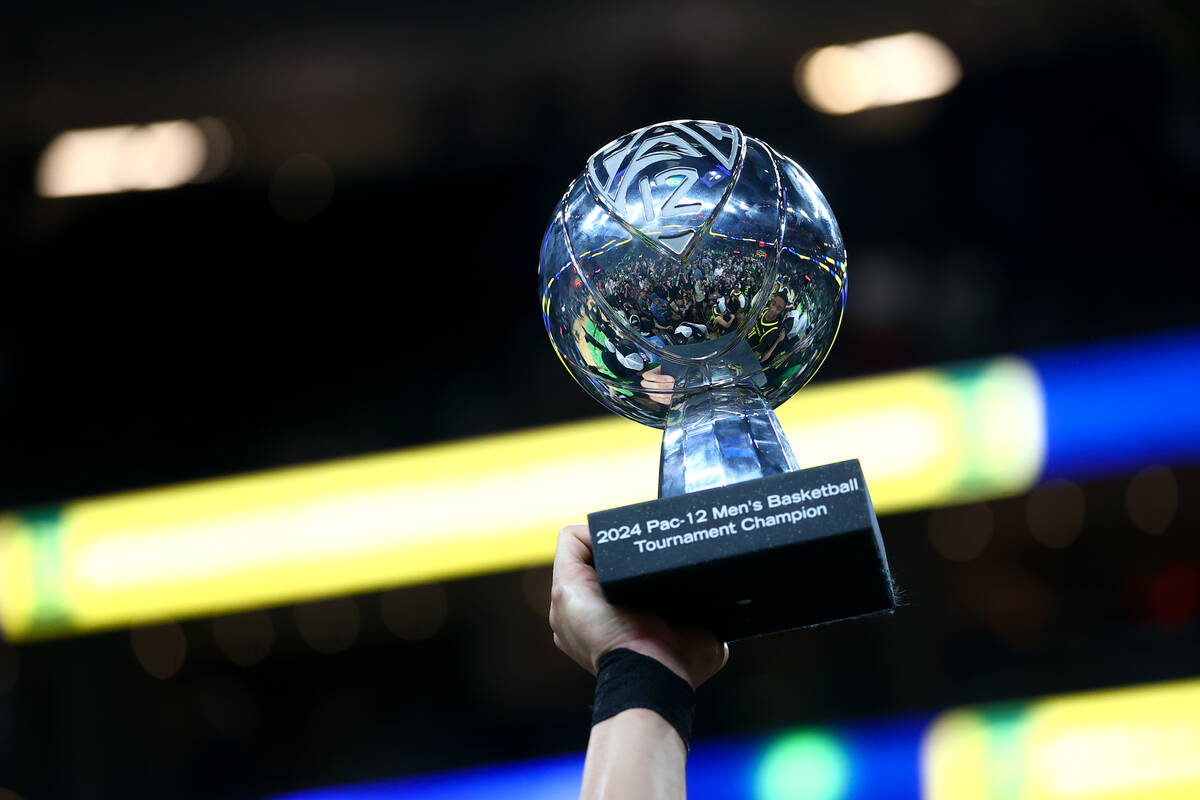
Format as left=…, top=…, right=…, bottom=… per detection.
left=592, top=648, right=696, bottom=750
left=609, top=640, right=694, bottom=688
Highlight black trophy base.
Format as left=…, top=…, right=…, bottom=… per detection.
left=586, top=459, right=895, bottom=641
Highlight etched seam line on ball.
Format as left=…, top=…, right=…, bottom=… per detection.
left=564, top=156, right=696, bottom=365
left=725, top=138, right=787, bottom=358
left=555, top=177, right=662, bottom=367
left=773, top=146, right=846, bottom=399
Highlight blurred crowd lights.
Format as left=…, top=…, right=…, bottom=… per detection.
left=923, top=679, right=1200, bottom=800
left=212, top=609, right=274, bottom=667
left=927, top=502, right=994, bottom=562
left=1147, top=563, right=1200, bottom=631
left=1126, top=465, right=1178, bottom=535
left=379, top=584, right=448, bottom=642
left=36, top=117, right=234, bottom=198
left=130, top=621, right=187, bottom=680
left=294, top=597, right=361, bottom=655
left=270, top=677, right=1200, bottom=800
left=796, top=32, right=962, bottom=115
left=126, top=589, right=448, bottom=677
left=521, top=567, right=553, bottom=618
left=1027, top=479, right=1086, bottom=548
left=756, top=731, right=854, bottom=800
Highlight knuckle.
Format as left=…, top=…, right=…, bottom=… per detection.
left=562, top=522, right=590, bottom=538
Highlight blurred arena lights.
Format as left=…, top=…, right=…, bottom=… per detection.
left=212, top=609, right=274, bottom=667
left=294, top=597, right=360, bottom=655
left=1125, top=465, right=1178, bottom=535
left=522, top=567, right=553, bottom=618
left=35, top=118, right=231, bottom=198
left=795, top=32, right=962, bottom=115
left=927, top=502, right=993, bottom=562
left=268, top=677, right=1200, bottom=800
left=1146, top=563, right=1200, bottom=631
left=0, top=330, right=1197, bottom=641
left=379, top=584, right=448, bottom=642
left=923, top=679, right=1200, bottom=800
left=1026, top=479, right=1086, bottom=548
left=129, top=621, right=187, bottom=680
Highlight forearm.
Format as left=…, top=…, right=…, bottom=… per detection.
left=580, top=708, right=687, bottom=800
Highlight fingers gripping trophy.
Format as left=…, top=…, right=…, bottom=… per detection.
left=539, top=121, right=895, bottom=640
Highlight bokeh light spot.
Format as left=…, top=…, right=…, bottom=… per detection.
left=1148, top=563, right=1200, bottom=631
left=294, top=597, right=360, bottom=654
left=796, top=32, right=961, bottom=115
left=36, top=120, right=208, bottom=197
left=928, top=502, right=993, bottom=561
left=379, top=584, right=448, bottom=642
left=130, top=622, right=187, bottom=679
left=1026, top=479, right=1086, bottom=548
left=212, top=609, right=274, bottom=667
left=521, top=567, right=552, bottom=617
left=755, top=731, right=851, bottom=800
left=1126, top=465, right=1177, bottom=535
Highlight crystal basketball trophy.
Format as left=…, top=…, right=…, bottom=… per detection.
left=539, top=120, right=895, bottom=640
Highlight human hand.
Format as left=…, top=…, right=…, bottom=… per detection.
left=639, top=367, right=676, bottom=408
left=550, top=524, right=728, bottom=689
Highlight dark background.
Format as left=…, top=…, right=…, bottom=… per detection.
left=1, top=1, right=1198, bottom=797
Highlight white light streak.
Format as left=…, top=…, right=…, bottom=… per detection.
left=796, top=32, right=962, bottom=115
left=37, top=120, right=212, bottom=198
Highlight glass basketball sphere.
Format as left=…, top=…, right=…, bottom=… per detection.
left=539, top=120, right=846, bottom=428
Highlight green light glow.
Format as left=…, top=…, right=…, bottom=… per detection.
left=755, top=731, right=850, bottom=800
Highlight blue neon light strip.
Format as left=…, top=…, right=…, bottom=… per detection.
left=1031, top=330, right=1200, bottom=480
left=275, top=753, right=584, bottom=800
left=269, top=674, right=1200, bottom=800
left=269, top=717, right=929, bottom=800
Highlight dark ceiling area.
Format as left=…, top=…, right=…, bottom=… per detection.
left=2, top=0, right=1197, bottom=509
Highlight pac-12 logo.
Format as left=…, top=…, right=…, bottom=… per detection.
left=586, top=120, right=743, bottom=258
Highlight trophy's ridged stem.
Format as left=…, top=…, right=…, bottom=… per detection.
left=659, top=386, right=799, bottom=499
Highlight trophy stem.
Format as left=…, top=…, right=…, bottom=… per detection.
left=659, top=385, right=800, bottom=499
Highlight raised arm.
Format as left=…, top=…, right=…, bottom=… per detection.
left=549, top=524, right=728, bottom=800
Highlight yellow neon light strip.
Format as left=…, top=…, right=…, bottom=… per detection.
left=922, top=678, right=1200, bottom=799
left=0, top=357, right=1045, bottom=640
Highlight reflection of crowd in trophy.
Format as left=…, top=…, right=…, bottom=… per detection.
left=599, top=250, right=762, bottom=348
left=598, top=244, right=822, bottom=365
left=567, top=242, right=838, bottom=416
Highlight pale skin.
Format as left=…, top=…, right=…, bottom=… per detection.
left=550, top=524, right=728, bottom=800
left=639, top=366, right=676, bottom=407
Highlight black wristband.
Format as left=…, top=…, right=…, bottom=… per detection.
left=591, top=648, right=696, bottom=749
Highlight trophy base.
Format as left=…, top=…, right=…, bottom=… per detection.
left=587, top=459, right=895, bottom=641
